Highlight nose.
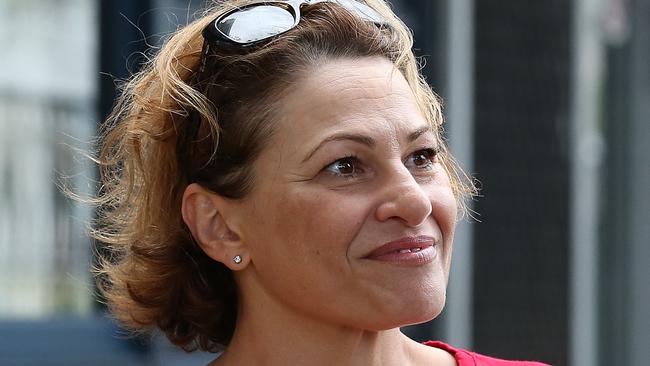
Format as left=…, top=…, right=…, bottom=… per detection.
left=374, top=166, right=432, bottom=227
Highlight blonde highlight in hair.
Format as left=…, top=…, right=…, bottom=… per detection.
left=93, top=0, right=477, bottom=352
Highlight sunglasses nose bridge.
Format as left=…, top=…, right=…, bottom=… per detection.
left=289, top=0, right=317, bottom=15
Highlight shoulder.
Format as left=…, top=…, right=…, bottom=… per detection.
left=423, top=341, right=552, bottom=366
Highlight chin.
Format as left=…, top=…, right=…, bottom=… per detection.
left=367, top=291, right=447, bottom=330
left=401, top=294, right=446, bottom=327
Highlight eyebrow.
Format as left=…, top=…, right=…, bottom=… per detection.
left=301, top=125, right=433, bottom=163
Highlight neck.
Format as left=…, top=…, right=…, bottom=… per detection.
left=224, top=321, right=413, bottom=366
left=211, top=272, right=423, bottom=366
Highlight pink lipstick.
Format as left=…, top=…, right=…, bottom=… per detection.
left=364, top=236, right=437, bottom=266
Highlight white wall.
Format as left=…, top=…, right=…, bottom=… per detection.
left=0, top=0, right=97, bottom=318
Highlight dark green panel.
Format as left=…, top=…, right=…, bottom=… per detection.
left=472, top=1, right=570, bottom=365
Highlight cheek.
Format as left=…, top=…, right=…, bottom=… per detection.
left=246, top=188, right=367, bottom=281
left=436, top=189, right=458, bottom=275
left=425, top=171, right=458, bottom=269
left=243, top=187, right=377, bottom=323
left=430, top=170, right=459, bottom=235
left=433, top=188, right=458, bottom=238
left=275, top=191, right=361, bottom=250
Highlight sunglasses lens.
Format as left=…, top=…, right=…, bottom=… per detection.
left=333, top=0, right=384, bottom=23
left=217, top=5, right=296, bottom=43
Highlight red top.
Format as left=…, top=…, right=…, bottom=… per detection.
left=424, top=341, right=551, bottom=366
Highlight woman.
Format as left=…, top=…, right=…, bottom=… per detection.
left=95, top=0, right=550, bottom=364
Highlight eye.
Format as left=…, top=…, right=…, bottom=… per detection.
left=324, top=156, right=362, bottom=178
left=405, top=148, right=438, bottom=170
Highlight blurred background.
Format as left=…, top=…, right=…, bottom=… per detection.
left=0, top=0, right=648, bottom=365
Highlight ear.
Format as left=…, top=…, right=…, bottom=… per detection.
left=181, top=183, right=249, bottom=270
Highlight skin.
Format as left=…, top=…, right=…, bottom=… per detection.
left=183, top=57, right=458, bottom=365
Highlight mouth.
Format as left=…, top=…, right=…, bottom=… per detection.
left=363, top=235, right=437, bottom=266
left=396, top=247, right=424, bottom=253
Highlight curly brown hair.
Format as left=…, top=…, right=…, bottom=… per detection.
left=93, top=0, right=476, bottom=353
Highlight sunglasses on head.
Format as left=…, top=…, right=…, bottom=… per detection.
left=197, top=0, right=386, bottom=72
left=203, top=0, right=385, bottom=46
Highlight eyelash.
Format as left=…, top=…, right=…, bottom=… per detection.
left=322, top=148, right=439, bottom=179
left=405, top=148, right=438, bottom=170
left=324, top=154, right=362, bottom=178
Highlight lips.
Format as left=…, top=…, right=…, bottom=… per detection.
left=364, top=235, right=436, bottom=260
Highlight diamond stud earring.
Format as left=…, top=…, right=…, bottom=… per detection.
left=233, top=255, right=242, bottom=264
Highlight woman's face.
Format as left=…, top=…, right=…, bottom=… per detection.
left=235, top=57, right=458, bottom=330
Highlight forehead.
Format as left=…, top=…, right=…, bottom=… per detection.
left=275, top=57, right=427, bottom=139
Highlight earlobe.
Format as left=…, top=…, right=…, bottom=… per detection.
left=181, top=183, right=249, bottom=270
